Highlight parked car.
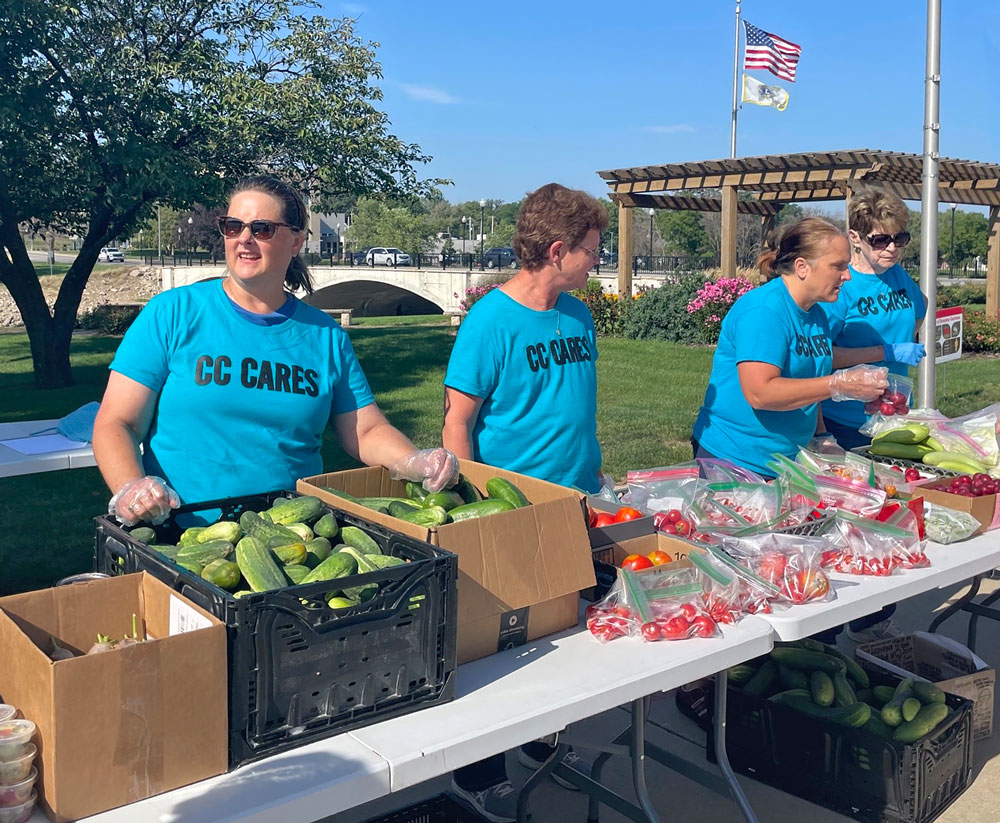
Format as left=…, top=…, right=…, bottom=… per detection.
left=349, top=246, right=373, bottom=265
left=483, top=247, right=518, bottom=269
left=98, top=246, right=125, bottom=263
left=365, top=247, right=411, bottom=267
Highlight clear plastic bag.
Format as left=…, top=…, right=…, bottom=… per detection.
left=688, top=548, right=745, bottom=624
left=813, top=473, right=886, bottom=516
left=696, top=458, right=767, bottom=484
left=696, top=482, right=781, bottom=530
left=829, top=364, right=889, bottom=402
left=711, top=532, right=834, bottom=606
left=822, top=510, right=928, bottom=575
left=862, top=372, right=914, bottom=418
left=624, top=464, right=701, bottom=515
left=924, top=502, right=980, bottom=544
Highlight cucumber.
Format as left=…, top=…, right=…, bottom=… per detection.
left=727, top=664, right=757, bottom=687
left=312, top=513, right=340, bottom=540
left=387, top=500, right=422, bottom=518
left=893, top=703, right=950, bottom=743
left=365, top=553, right=405, bottom=570
left=321, top=486, right=357, bottom=502
left=177, top=559, right=204, bottom=575
left=264, top=495, right=326, bottom=525
left=303, top=537, right=332, bottom=567
left=398, top=505, right=449, bottom=527
left=239, top=510, right=301, bottom=545
left=855, top=688, right=874, bottom=704
left=340, top=526, right=381, bottom=555
left=810, top=670, right=835, bottom=707
left=862, top=711, right=895, bottom=740
left=743, top=660, right=777, bottom=696
left=326, top=594, right=360, bottom=610
left=872, top=685, right=896, bottom=706
left=818, top=642, right=870, bottom=689
left=195, top=520, right=242, bottom=544
left=176, top=539, right=234, bottom=567
left=299, top=552, right=357, bottom=585
left=912, top=681, right=946, bottom=705
left=450, top=474, right=483, bottom=505
left=405, top=482, right=428, bottom=503
left=355, top=496, right=413, bottom=512
left=778, top=664, right=810, bottom=692
left=770, top=647, right=846, bottom=675
left=235, top=535, right=288, bottom=592
left=283, top=564, right=311, bottom=585
left=129, top=526, right=157, bottom=544
left=779, top=694, right=871, bottom=727
left=285, top=522, right=314, bottom=541
left=832, top=672, right=857, bottom=707
left=178, top=526, right=207, bottom=547
left=338, top=546, right=379, bottom=574
left=768, top=688, right=811, bottom=702
left=881, top=678, right=915, bottom=727
left=448, top=499, right=516, bottom=522
left=485, top=477, right=530, bottom=508
left=422, top=490, right=465, bottom=511
left=902, top=697, right=922, bottom=722
left=266, top=538, right=307, bottom=566
left=152, top=544, right=180, bottom=559
left=200, top=559, right=242, bottom=590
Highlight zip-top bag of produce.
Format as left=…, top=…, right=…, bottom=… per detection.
left=711, top=532, right=834, bottom=606
left=821, top=509, right=928, bottom=575
left=691, top=543, right=779, bottom=617
left=694, top=481, right=782, bottom=532
left=862, top=372, right=914, bottom=418
left=696, top=458, right=768, bottom=484
left=811, top=472, right=886, bottom=516
left=624, top=464, right=702, bottom=518
left=924, top=502, right=981, bottom=544
left=765, top=454, right=826, bottom=526
left=585, top=560, right=719, bottom=643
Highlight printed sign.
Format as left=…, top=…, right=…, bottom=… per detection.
left=935, top=306, right=963, bottom=364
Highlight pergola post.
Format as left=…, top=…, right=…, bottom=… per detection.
left=721, top=185, right=737, bottom=276
left=618, top=202, right=634, bottom=297
left=987, top=205, right=1000, bottom=318
left=761, top=214, right=776, bottom=245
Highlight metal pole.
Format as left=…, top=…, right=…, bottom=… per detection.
left=157, top=205, right=161, bottom=259
left=950, top=205, right=956, bottom=278
left=917, top=0, right=941, bottom=410
left=730, top=0, right=742, bottom=158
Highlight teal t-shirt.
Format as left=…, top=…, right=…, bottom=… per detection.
left=444, top=288, right=602, bottom=493
left=110, top=279, right=375, bottom=506
left=818, top=263, right=926, bottom=431
left=692, top=277, right=834, bottom=476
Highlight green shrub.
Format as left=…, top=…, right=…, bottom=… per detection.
left=77, top=303, right=144, bottom=335
left=573, top=279, right=628, bottom=336
left=621, top=276, right=707, bottom=343
left=938, top=283, right=986, bottom=308
left=962, top=310, right=1000, bottom=353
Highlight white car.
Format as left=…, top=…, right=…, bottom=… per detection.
left=98, top=247, right=125, bottom=263
left=365, top=247, right=411, bottom=267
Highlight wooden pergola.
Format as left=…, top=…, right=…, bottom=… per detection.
left=599, top=149, right=1000, bottom=314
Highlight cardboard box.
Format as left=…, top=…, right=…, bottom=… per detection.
left=299, top=459, right=595, bottom=663
left=588, top=533, right=697, bottom=601
left=586, top=496, right=655, bottom=548
left=0, top=573, right=228, bottom=822
left=856, top=631, right=995, bottom=741
left=917, top=477, right=1000, bottom=534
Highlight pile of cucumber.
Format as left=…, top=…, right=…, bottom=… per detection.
left=323, top=475, right=530, bottom=527
left=126, top=495, right=404, bottom=609
left=729, top=639, right=952, bottom=743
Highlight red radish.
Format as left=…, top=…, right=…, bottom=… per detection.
left=880, top=402, right=896, bottom=415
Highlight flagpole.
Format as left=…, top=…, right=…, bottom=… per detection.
left=730, top=0, right=742, bottom=158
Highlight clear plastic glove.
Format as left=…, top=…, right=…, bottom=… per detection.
left=387, top=448, right=460, bottom=493
left=109, top=476, right=180, bottom=526
left=829, top=365, right=889, bottom=402
left=807, top=433, right=846, bottom=457
left=884, top=342, right=926, bottom=366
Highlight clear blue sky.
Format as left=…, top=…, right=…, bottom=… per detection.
left=324, top=0, right=998, bottom=205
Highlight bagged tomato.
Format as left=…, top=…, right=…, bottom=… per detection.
left=821, top=509, right=928, bottom=575
left=689, top=546, right=766, bottom=621
left=696, top=482, right=781, bottom=531
left=624, top=464, right=702, bottom=519
left=812, top=473, right=886, bottom=517
left=712, top=532, right=834, bottom=606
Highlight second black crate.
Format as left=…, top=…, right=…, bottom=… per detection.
left=95, top=491, right=458, bottom=769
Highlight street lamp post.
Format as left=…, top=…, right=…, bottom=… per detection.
left=479, top=199, right=486, bottom=263
left=490, top=203, right=496, bottom=235
left=335, top=222, right=343, bottom=262
left=949, top=204, right=956, bottom=278
left=461, top=216, right=468, bottom=256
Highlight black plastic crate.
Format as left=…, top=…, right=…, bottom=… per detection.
left=360, top=794, right=480, bottom=823
left=707, top=672, right=974, bottom=823
left=95, top=491, right=457, bottom=769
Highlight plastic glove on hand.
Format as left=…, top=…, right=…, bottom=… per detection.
left=109, top=476, right=180, bottom=526
left=884, top=342, right=926, bottom=367
left=829, top=365, right=889, bottom=402
left=387, top=448, right=460, bottom=493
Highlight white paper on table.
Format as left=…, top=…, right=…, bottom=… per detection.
left=0, top=434, right=90, bottom=455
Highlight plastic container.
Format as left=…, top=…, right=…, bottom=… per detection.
left=0, top=723, right=34, bottom=763
left=707, top=673, right=974, bottom=823
left=0, top=769, right=36, bottom=807
left=0, top=790, right=35, bottom=823
left=0, top=746, right=35, bottom=786
left=0, top=710, right=13, bottom=726
left=360, top=794, right=481, bottom=823
left=95, top=491, right=458, bottom=770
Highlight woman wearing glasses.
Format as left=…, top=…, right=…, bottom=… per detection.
left=94, top=175, right=457, bottom=525
left=817, top=187, right=927, bottom=451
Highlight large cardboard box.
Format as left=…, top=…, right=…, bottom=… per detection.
left=0, top=573, right=228, bottom=822
left=588, top=533, right=696, bottom=601
left=917, top=477, right=1000, bottom=534
left=856, top=631, right=995, bottom=741
left=586, top=495, right=655, bottom=548
left=299, top=459, right=595, bottom=663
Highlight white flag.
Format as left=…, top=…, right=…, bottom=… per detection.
left=742, top=74, right=789, bottom=111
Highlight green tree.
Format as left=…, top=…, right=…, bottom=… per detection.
left=0, top=3, right=438, bottom=387
left=486, top=223, right=515, bottom=248
left=346, top=197, right=434, bottom=253
left=655, top=211, right=709, bottom=256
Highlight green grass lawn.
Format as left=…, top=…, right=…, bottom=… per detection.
left=1, top=327, right=997, bottom=594
left=28, top=262, right=126, bottom=278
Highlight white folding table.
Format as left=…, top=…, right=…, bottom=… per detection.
left=0, top=419, right=95, bottom=478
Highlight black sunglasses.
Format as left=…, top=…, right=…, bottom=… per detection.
left=865, top=231, right=911, bottom=251
left=217, top=216, right=297, bottom=240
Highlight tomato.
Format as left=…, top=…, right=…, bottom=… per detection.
left=679, top=602, right=699, bottom=620
left=659, top=616, right=691, bottom=640
left=673, top=518, right=692, bottom=536
left=641, top=621, right=662, bottom=642
left=757, top=552, right=787, bottom=585
left=615, top=506, right=644, bottom=522
left=621, top=553, right=653, bottom=571
left=796, top=570, right=829, bottom=600
left=664, top=509, right=683, bottom=523
left=593, top=512, right=617, bottom=528
left=691, top=615, right=716, bottom=637
left=646, top=549, right=673, bottom=566
left=658, top=521, right=678, bottom=535
left=587, top=506, right=598, bottom=527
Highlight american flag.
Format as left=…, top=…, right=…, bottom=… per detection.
left=743, top=21, right=801, bottom=83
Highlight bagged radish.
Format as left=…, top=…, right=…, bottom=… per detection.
left=862, top=372, right=914, bottom=418
left=924, top=502, right=980, bottom=544
left=822, top=510, right=928, bottom=575
left=712, top=532, right=834, bottom=606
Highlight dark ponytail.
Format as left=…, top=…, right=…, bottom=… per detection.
left=230, top=175, right=314, bottom=294
left=757, top=217, right=843, bottom=281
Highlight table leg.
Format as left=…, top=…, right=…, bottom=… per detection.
left=966, top=586, right=1000, bottom=652
left=712, top=671, right=759, bottom=823
left=587, top=727, right=629, bottom=823
left=929, top=575, right=982, bottom=634
left=516, top=741, right=567, bottom=823
left=629, top=696, right=663, bottom=823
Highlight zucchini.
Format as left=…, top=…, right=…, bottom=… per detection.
left=893, top=703, right=950, bottom=743
left=912, top=681, right=946, bottom=705
left=778, top=665, right=810, bottom=692
left=312, top=513, right=340, bottom=540
left=300, top=552, right=357, bottom=585
left=422, top=490, right=465, bottom=511
left=743, top=660, right=777, bottom=696
left=265, top=495, right=326, bottom=525
left=387, top=499, right=422, bottom=518
left=285, top=522, right=314, bottom=541
left=398, top=505, right=449, bottom=527
left=201, top=559, right=242, bottom=590
left=810, top=670, right=835, bottom=707
left=178, top=526, right=207, bottom=547
left=176, top=539, right=234, bottom=567
left=235, top=536, right=288, bottom=592
left=239, top=510, right=301, bottom=545
left=340, top=526, right=381, bottom=555
left=770, top=647, right=846, bottom=675
left=195, top=521, right=242, bottom=544
left=726, top=664, right=757, bottom=686
left=266, top=538, right=307, bottom=566
left=450, top=474, right=483, bottom=504
left=779, top=694, right=871, bottom=727
left=177, top=559, right=204, bottom=575
left=447, top=499, right=516, bottom=522
left=303, top=537, right=333, bottom=567
left=129, top=526, right=157, bottom=544
left=321, top=486, right=357, bottom=502
left=283, top=564, right=311, bottom=585
left=485, top=477, right=530, bottom=508
left=881, top=678, right=915, bottom=727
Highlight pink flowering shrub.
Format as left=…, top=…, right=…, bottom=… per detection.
left=686, top=276, right=755, bottom=343
left=460, top=283, right=501, bottom=311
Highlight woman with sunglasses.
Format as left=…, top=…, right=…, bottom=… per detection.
left=94, top=175, right=458, bottom=525
left=816, top=187, right=927, bottom=453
